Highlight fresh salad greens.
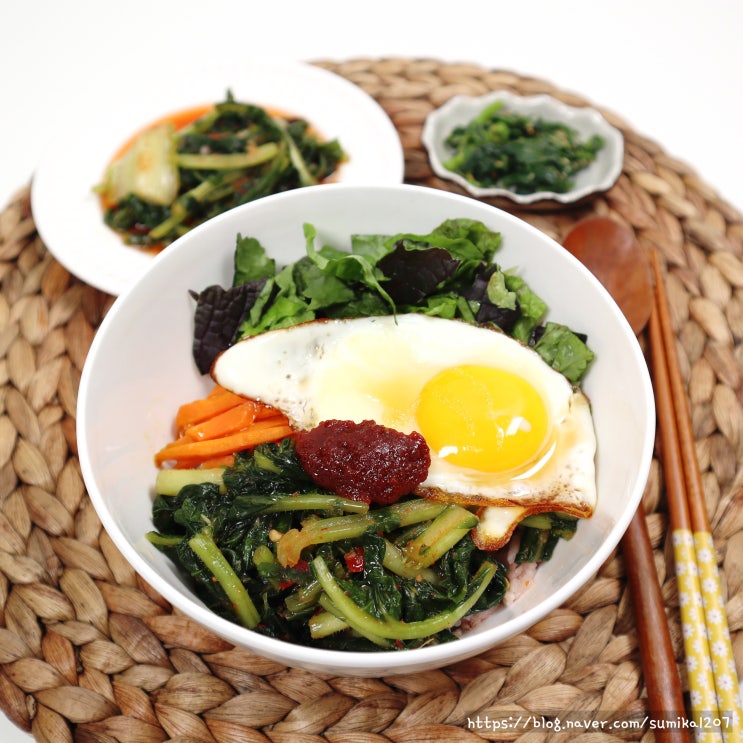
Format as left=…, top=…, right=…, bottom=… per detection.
left=442, top=101, right=604, bottom=194
left=148, top=217, right=595, bottom=650
left=96, top=92, right=345, bottom=248
left=191, top=217, right=595, bottom=383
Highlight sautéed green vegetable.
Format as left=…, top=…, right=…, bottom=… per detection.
left=443, top=101, right=604, bottom=194
left=96, top=92, right=345, bottom=248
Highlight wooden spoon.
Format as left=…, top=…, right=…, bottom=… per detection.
left=563, top=217, right=653, bottom=335
left=562, top=217, right=689, bottom=742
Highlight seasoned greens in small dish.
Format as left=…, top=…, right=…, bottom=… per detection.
left=422, top=91, right=623, bottom=206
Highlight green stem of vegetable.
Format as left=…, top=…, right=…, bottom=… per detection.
left=312, top=556, right=497, bottom=640
left=284, top=579, right=322, bottom=618
left=149, top=173, right=242, bottom=240
left=519, top=512, right=577, bottom=530
left=403, top=504, right=479, bottom=568
left=264, top=494, right=369, bottom=514
left=174, top=175, right=221, bottom=201
left=155, top=467, right=226, bottom=496
left=382, top=539, right=438, bottom=582
left=276, top=499, right=447, bottom=567
left=175, top=108, right=220, bottom=137
left=204, top=179, right=247, bottom=205
left=252, top=544, right=280, bottom=590
left=456, top=295, right=478, bottom=324
left=175, top=142, right=278, bottom=170
left=146, top=532, right=184, bottom=548
left=308, top=608, right=351, bottom=639
left=148, top=208, right=194, bottom=242
left=378, top=498, right=448, bottom=524
left=233, top=148, right=290, bottom=206
left=275, top=119, right=316, bottom=187
left=519, top=514, right=553, bottom=530
left=316, top=595, right=391, bottom=648
left=188, top=530, right=260, bottom=629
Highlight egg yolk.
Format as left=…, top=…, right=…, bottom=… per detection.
left=416, top=364, right=550, bottom=473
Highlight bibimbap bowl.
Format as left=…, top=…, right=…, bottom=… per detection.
left=77, top=183, right=654, bottom=676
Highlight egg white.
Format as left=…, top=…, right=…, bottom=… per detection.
left=212, top=314, right=596, bottom=528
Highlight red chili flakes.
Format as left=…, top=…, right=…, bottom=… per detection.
left=344, top=547, right=365, bottom=573
left=294, top=419, right=431, bottom=505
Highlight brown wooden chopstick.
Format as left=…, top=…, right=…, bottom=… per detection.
left=622, top=508, right=691, bottom=743
left=652, top=250, right=723, bottom=537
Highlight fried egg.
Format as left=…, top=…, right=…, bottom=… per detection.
left=212, top=314, right=596, bottom=548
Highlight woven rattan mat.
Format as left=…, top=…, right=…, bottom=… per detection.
left=1, top=58, right=743, bottom=743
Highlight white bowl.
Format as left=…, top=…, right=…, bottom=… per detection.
left=77, top=183, right=654, bottom=677
left=32, top=59, right=404, bottom=296
left=422, top=91, right=624, bottom=206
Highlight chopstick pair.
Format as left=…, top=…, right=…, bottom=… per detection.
left=648, top=250, right=743, bottom=743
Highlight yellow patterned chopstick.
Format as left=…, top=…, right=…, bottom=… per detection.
left=650, top=251, right=742, bottom=743
left=649, top=305, right=722, bottom=741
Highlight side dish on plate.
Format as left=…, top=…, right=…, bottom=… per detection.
left=441, top=101, right=604, bottom=194
left=147, top=218, right=597, bottom=650
left=31, top=60, right=404, bottom=296
left=96, top=92, right=346, bottom=250
left=422, top=91, right=624, bottom=206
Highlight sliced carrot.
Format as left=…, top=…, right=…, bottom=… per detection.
left=197, top=455, right=236, bottom=469
left=155, top=420, right=294, bottom=467
left=174, top=389, right=246, bottom=432
left=171, top=454, right=236, bottom=469
left=159, top=385, right=293, bottom=469
left=183, top=401, right=261, bottom=441
left=255, top=403, right=285, bottom=420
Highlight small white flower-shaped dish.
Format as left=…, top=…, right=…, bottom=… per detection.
left=422, top=90, right=624, bottom=206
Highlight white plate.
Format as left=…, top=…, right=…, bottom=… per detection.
left=30, top=60, right=404, bottom=296
left=422, top=90, right=624, bottom=205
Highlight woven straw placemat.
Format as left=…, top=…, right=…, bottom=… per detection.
left=1, top=58, right=742, bottom=743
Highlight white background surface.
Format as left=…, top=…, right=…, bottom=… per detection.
left=1, top=1, right=741, bottom=740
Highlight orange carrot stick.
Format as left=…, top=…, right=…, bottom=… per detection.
left=255, top=403, right=286, bottom=420
left=183, top=401, right=260, bottom=441
left=195, top=455, right=236, bottom=469
left=174, top=389, right=246, bottom=432
left=171, top=455, right=236, bottom=470
left=155, top=420, right=294, bottom=467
